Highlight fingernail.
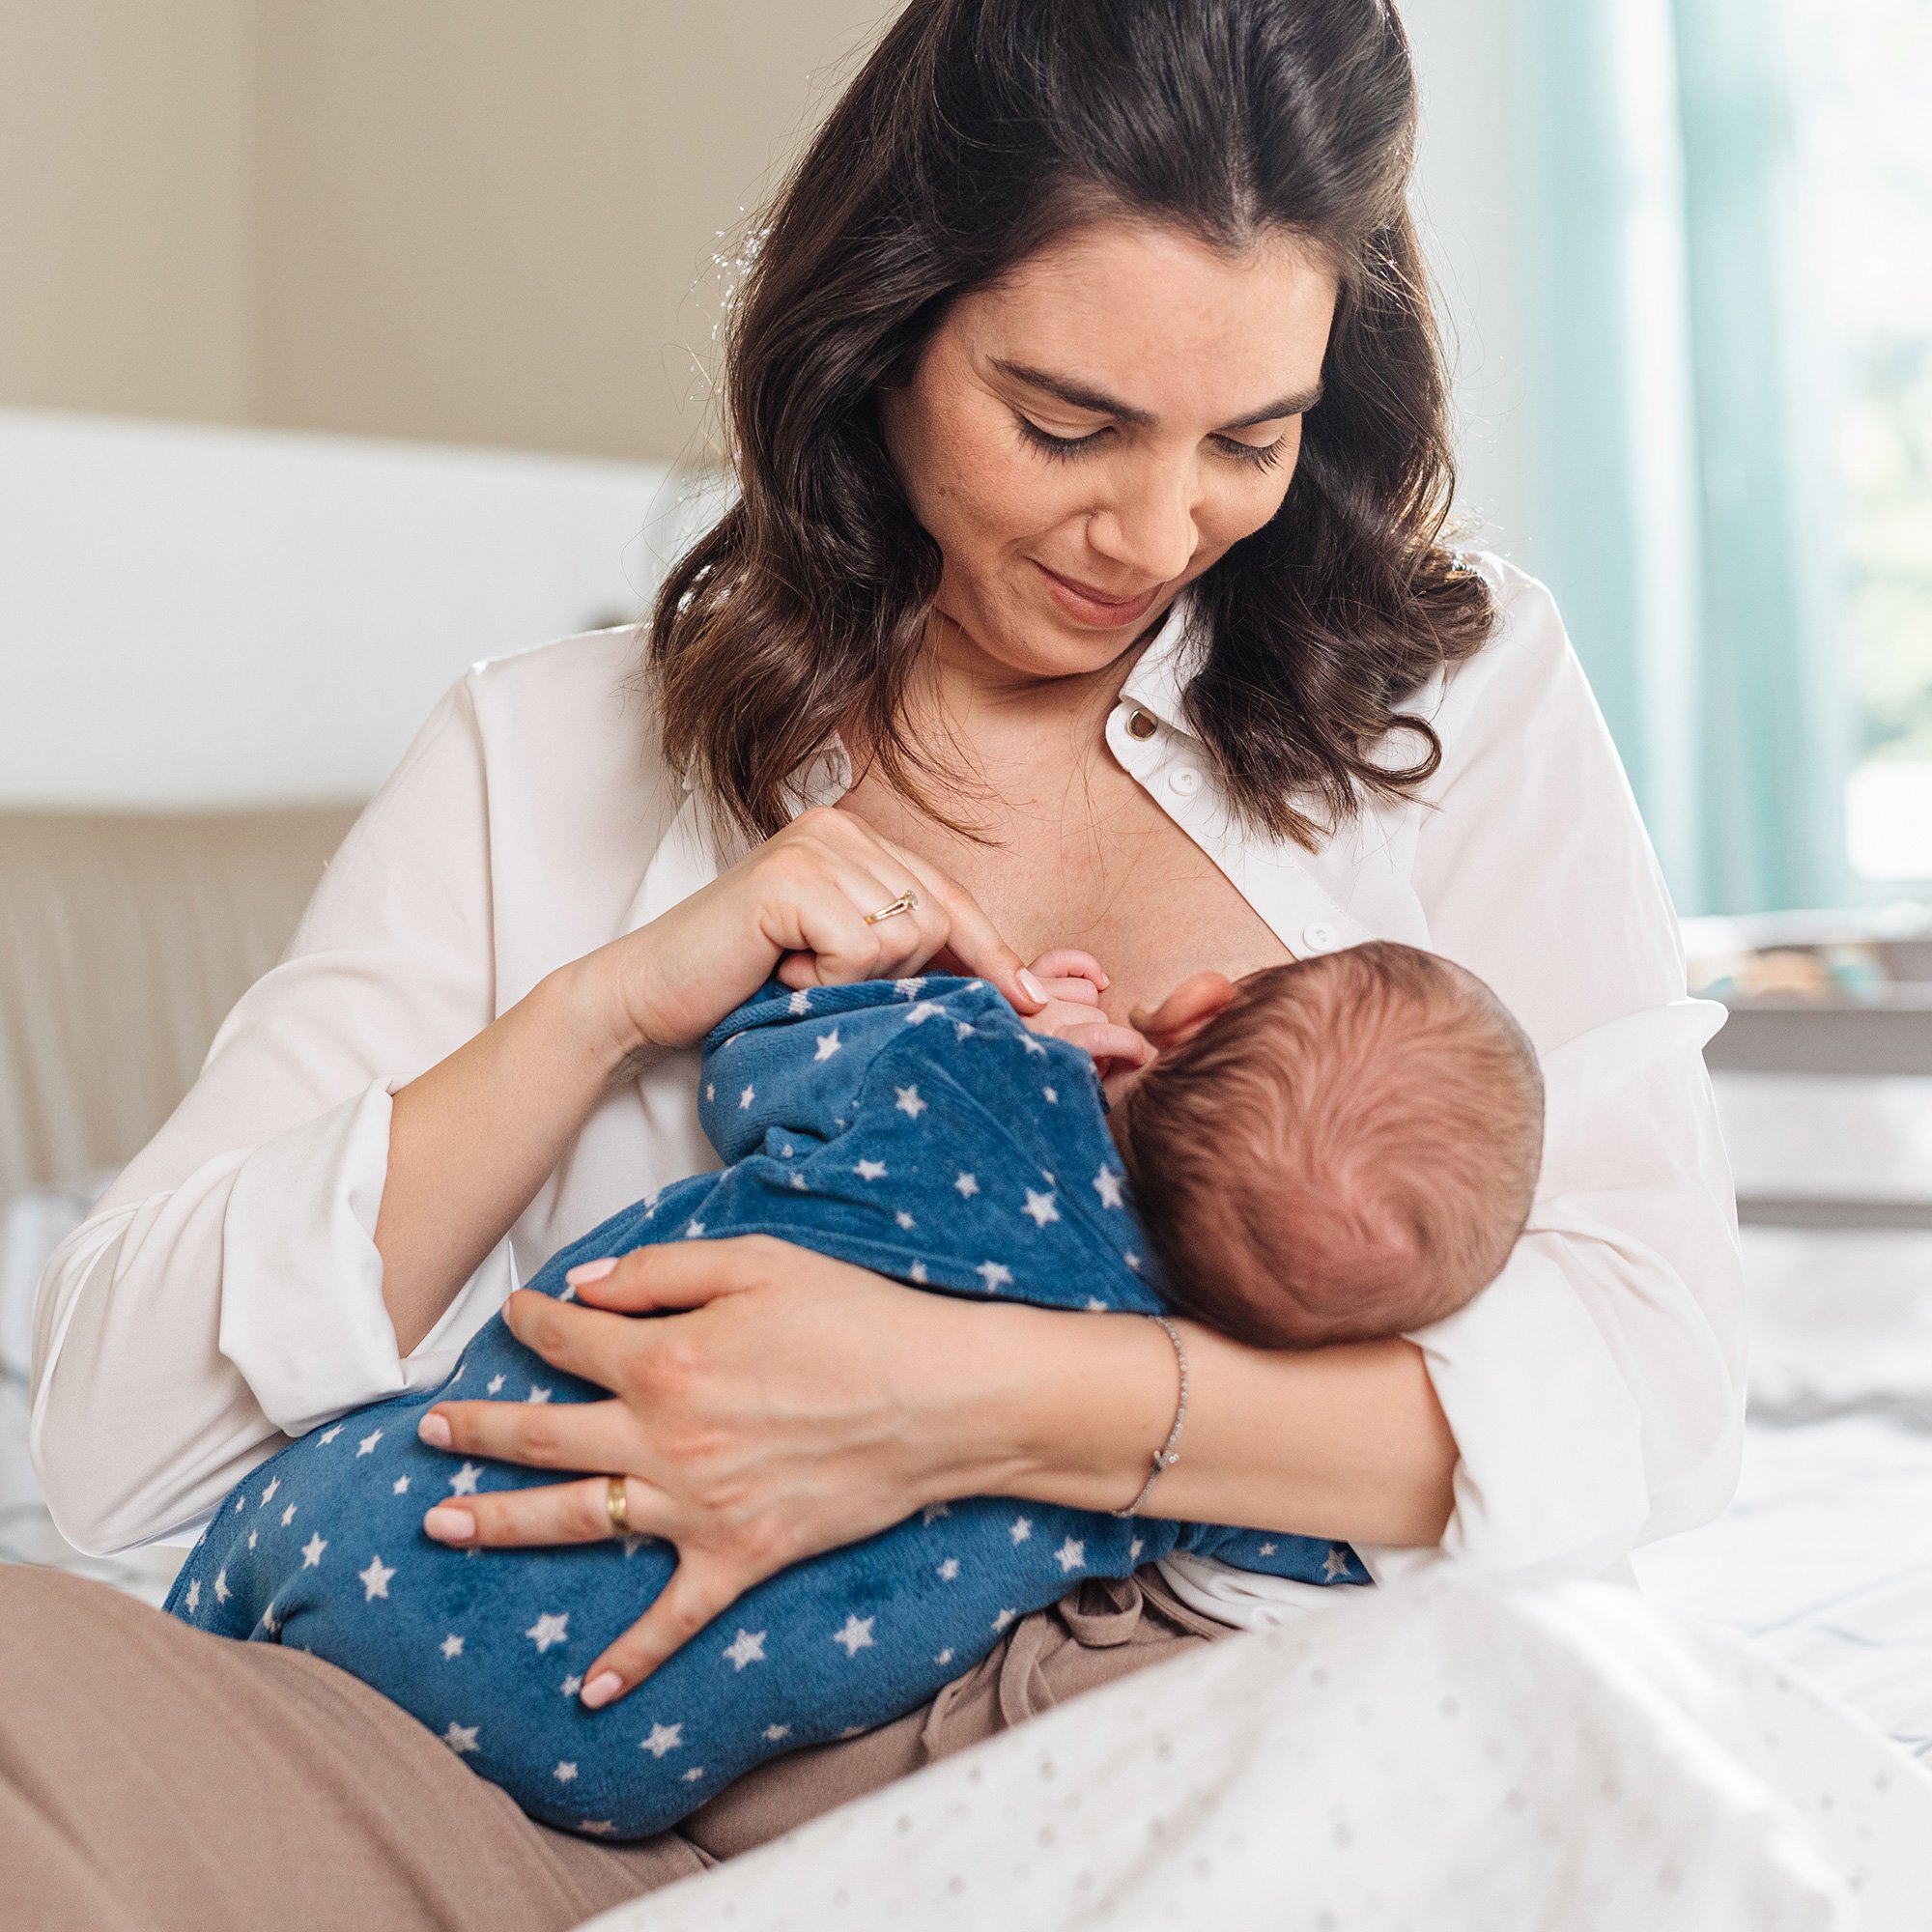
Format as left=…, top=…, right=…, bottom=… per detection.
left=423, top=1507, right=474, bottom=1544
left=581, top=1670, right=625, bottom=1710
left=1017, top=968, right=1046, bottom=1005
left=566, top=1256, right=618, bottom=1286
left=417, top=1411, right=452, bottom=1448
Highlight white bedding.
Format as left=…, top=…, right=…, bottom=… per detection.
left=584, top=1576, right=1932, bottom=1932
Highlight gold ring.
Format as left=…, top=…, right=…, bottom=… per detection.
left=863, top=889, right=920, bottom=925
left=605, top=1474, right=630, bottom=1537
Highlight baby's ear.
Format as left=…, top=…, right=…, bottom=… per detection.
left=1132, top=971, right=1238, bottom=1051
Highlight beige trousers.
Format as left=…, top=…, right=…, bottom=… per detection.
left=0, top=1562, right=1221, bottom=1931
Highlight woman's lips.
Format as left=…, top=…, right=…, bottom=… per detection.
left=1032, top=560, right=1165, bottom=628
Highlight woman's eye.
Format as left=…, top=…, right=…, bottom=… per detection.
left=1016, top=416, right=1108, bottom=460
left=1213, top=436, right=1287, bottom=471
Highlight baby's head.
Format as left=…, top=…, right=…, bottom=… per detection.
left=1113, top=942, right=1543, bottom=1349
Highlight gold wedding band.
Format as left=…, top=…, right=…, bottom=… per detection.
left=605, top=1475, right=630, bottom=1537
left=863, top=889, right=920, bottom=925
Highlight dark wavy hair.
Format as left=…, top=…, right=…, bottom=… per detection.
left=646, top=0, right=1494, bottom=846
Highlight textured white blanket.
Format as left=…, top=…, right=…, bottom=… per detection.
left=587, top=1577, right=1932, bottom=1932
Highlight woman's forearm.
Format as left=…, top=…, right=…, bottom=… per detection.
left=947, top=1303, right=1457, bottom=1548
left=376, top=962, right=634, bottom=1353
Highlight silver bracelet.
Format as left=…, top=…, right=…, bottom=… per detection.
left=1111, top=1316, right=1188, bottom=1518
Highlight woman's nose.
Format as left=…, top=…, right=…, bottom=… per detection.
left=1084, top=463, right=1200, bottom=584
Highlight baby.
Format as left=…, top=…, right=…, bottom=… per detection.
left=168, top=940, right=1542, bottom=1839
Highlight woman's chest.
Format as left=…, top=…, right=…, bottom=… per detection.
left=840, top=766, right=1294, bottom=1021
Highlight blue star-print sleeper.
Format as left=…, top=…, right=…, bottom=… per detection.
left=166, top=976, right=1369, bottom=1837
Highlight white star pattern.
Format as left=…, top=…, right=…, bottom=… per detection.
left=234, top=1495, right=245, bottom=1513
left=356, top=1428, right=384, bottom=1456
left=895, top=1085, right=926, bottom=1119
left=1054, top=1536, right=1087, bottom=1574
left=359, top=1555, right=396, bottom=1601
left=280, top=1502, right=298, bottom=1526
left=554, top=1762, right=578, bottom=1783
left=1094, top=1166, right=1124, bottom=1208
left=1009, top=1516, right=1032, bottom=1545
left=813, top=1029, right=842, bottom=1062
left=300, top=1533, right=327, bottom=1568
left=487, top=1374, right=505, bottom=1396
left=788, top=988, right=811, bottom=1015
left=318, top=1426, right=343, bottom=1445
left=213, top=1568, right=231, bottom=1603
left=1042, top=1086, right=1059, bottom=1104
left=1020, top=1033, right=1048, bottom=1056
left=260, top=1605, right=279, bottom=1636
left=739, top=1085, right=755, bottom=1110
left=992, top=1608, right=1017, bottom=1633
left=723, top=1628, right=767, bottom=1670
left=937, top=1557, right=960, bottom=1581
left=681, top=1768, right=705, bottom=1783
left=247, top=1531, right=258, bottom=1550
left=832, top=1613, right=876, bottom=1658
left=704, top=1083, right=715, bottom=1101
left=185, top=1579, right=201, bottom=1613
left=684, top=1219, right=706, bottom=1238
left=448, top=1463, right=483, bottom=1496
left=953, top=1171, right=980, bottom=1198
left=977, top=1261, right=1013, bottom=1293
left=790, top=1173, right=808, bottom=1190
left=260, top=1477, right=280, bottom=1508
left=935, top=1648, right=955, bottom=1665
left=895, top=1209, right=916, bottom=1230
left=908, top=1260, right=931, bottom=1284
left=922, top=1503, right=951, bottom=1524
left=640, top=1723, right=683, bottom=1758
left=853, top=1159, right=887, bottom=1181
left=905, top=1001, right=944, bottom=1025
left=528, top=1386, right=554, bottom=1404
left=1086, top=1297, right=1109, bottom=1312
left=578, top=1820, right=616, bottom=1836
left=1129, top=1537, right=1145, bottom=1560
left=1124, top=1253, right=1142, bottom=1271
left=1021, top=1189, right=1059, bottom=1228
left=442, top=1723, right=479, bottom=1756
left=561, top=1675, right=583, bottom=1698
left=526, top=1611, right=570, bottom=1653
left=393, top=1476, right=411, bottom=1495
left=441, top=1634, right=465, bottom=1659
left=763, top=1723, right=791, bottom=1742
left=894, top=978, right=926, bottom=1000
left=954, top=1020, right=976, bottom=1040
left=1258, top=1542, right=1277, bottom=1557
left=1323, top=1546, right=1354, bottom=1580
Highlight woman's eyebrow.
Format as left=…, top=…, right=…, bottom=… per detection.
left=991, top=357, right=1322, bottom=431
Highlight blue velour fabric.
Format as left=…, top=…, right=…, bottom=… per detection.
left=165, top=975, right=1368, bottom=1837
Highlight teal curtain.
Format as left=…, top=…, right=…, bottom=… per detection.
left=1510, top=0, right=1852, bottom=915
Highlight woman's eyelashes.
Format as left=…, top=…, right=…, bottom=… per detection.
left=1013, top=415, right=1287, bottom=471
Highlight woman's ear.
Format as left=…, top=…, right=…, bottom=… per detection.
left=1130, top=971, right=1238, bottom=1052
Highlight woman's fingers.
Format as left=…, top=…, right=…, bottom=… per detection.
left=422, top=1471, right=670, bottom=1551
left=418, top=1383, right=637, bottom=1469
left=580, top=1554, right=754, bottom=1705
left=563, top=1235, right=784, bottom=1315
left=887, top=848, right=1045, bottom=1012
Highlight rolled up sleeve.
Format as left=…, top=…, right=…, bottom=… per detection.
left=31, top=678, right=507, bottom=1551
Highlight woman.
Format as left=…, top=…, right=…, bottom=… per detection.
left=9, top=0, right=1743, bottom=1924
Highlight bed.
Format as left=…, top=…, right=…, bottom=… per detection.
left=5, top=811, right=1932, bottom=1922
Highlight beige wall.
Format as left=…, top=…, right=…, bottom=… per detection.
left=0, top=0, right=897, bottom=462
left=0, top=1, right=256, bottom=422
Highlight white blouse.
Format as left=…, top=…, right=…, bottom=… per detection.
left=29, top=555, right=1746, bottom=1607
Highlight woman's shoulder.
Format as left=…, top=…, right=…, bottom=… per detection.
left=1419, top=553, right=1596, bottom=752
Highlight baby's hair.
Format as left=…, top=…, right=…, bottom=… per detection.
left=1119, top=942, right=1544, bottom=1349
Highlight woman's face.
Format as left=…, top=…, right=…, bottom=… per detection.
left=881, top=217, right=1339, bottom=684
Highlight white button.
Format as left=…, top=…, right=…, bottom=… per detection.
left=1300, top=922, right=1340, bottom=953
left=1167, top=766, right=1201, bottom=797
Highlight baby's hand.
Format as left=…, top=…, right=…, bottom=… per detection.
left=1019, top=949, right=1151, bottom=1074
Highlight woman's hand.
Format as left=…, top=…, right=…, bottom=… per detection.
left=413, top=1238, right=1019, bottom=1710
left=1020, top=948, right=1151, bottom=1074
left=579, top=807, right=1047, bottom=1066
